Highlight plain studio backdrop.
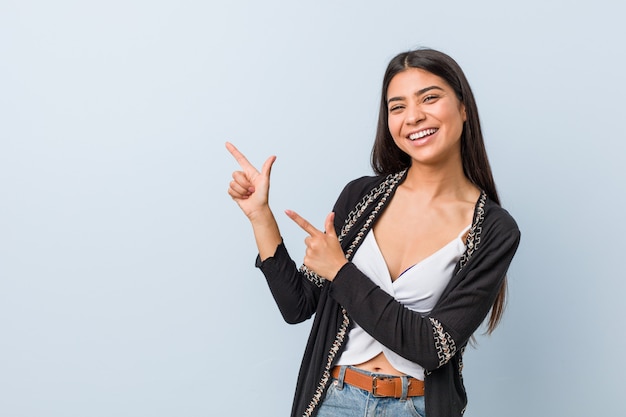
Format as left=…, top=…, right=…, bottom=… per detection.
left=1, top=1, right=624, bottom=416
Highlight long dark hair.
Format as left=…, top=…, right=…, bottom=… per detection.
left=371, top=48, right=506, bottom=333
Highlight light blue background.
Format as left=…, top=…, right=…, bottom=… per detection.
left=1, top=1, right=624, bottom=416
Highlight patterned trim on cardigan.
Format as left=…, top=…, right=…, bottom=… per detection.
left=342, top=170, right=405, bottom=260
left=460, top=191, right=485, bottom=417
left=303, top=308, right=350, bottom=417
left=301, top=171, right=405, bottom=416
left=458, top=191, right=486, bottom=271
left=300, top=265, right=325, bottom=288
left=458, top=345, right=466, bottom=379
left=430, top=317, right=457, bottom=367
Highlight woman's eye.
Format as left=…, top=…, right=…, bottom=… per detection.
left=423, top=95, right=439, bottom=103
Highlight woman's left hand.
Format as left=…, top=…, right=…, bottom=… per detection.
left=285, top=210, right=347, bottom=281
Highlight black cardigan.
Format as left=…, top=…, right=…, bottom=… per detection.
left=256, top=171, right=521, bottom=417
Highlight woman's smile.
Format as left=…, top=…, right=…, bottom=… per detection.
left=407, top=128, right=439, bottom=145
left=408, top=128, right=438, bottom=141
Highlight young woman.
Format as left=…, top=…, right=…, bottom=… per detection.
left=226, top=48, right=520, bottom=417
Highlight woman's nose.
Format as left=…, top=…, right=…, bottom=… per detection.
left=406, top=105, right=425, bottom=124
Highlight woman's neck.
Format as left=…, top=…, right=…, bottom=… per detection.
left=401, top=160, right=477, bottom=202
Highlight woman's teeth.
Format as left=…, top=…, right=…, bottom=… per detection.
left=409, top=128, right=438, bottom=141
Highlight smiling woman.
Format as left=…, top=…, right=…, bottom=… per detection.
left=226, top=48, right=520, bottom=417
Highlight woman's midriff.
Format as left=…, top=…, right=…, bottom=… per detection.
left=352, top=352, right=406, bottom=376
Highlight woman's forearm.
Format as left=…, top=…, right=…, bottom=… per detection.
left=249, top=206, right=283, bottom=261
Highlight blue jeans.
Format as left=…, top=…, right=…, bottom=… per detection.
left=316, top=366, right=426, bottom=417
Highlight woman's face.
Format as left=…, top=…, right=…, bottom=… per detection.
left=386, top=68, right=466, bottom=167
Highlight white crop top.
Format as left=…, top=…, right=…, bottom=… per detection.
left=335, top=225, right=470, bottom=379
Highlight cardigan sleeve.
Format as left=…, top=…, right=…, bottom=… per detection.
left=255, top=242, right=322, bottom=325
left=328, top=208, right=520, bottom=371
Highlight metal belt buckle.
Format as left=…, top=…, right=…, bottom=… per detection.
left=371, top=376, right=383, bottom=397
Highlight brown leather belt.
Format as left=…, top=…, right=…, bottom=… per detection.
left=331, top=366, right=425, bottom=397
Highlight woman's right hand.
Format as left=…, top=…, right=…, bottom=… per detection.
left=226, top=142, right=277, bottom=221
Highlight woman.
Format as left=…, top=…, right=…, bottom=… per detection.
left=226, top=48, right=520, bottom=417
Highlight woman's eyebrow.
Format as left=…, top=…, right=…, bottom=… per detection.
left=387, top=86, right=444, bottom=105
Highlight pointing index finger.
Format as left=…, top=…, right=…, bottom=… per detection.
left=285, top=210, right=321, bottom=236
left=225, top=142, right=257, bottom=172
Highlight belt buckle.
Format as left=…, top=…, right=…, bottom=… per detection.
left=371, top=376, right=383, bottom=397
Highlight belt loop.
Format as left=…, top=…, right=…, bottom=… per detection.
left=336, top=366, right=347, bottom=390
left=400, top=375, right=409, bottom=401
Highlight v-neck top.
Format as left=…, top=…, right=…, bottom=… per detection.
left=335, top=225, right=470, bottom=379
